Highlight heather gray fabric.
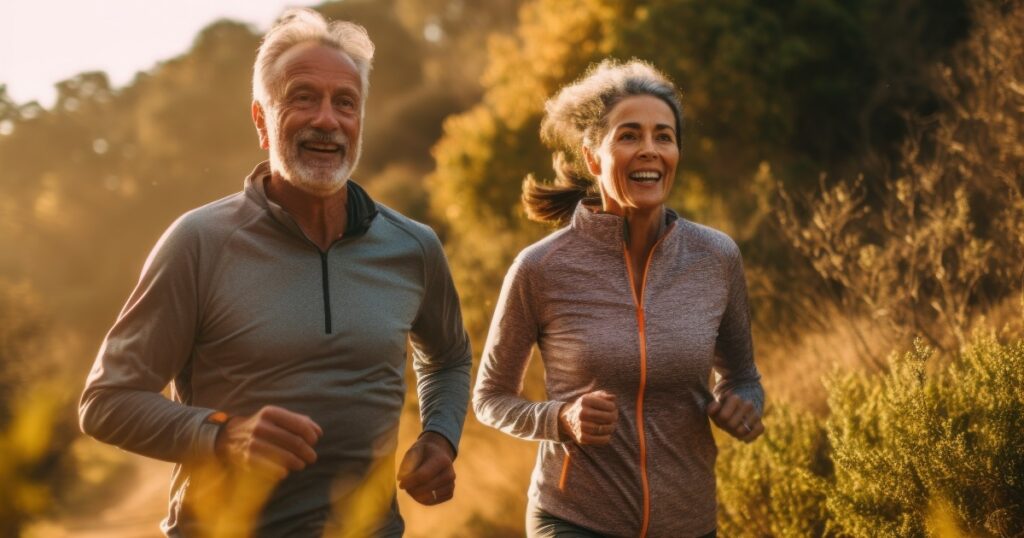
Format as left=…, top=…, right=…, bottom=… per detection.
left=474, top=201, right=762, bottom=537
left=80, top=161, right=471, bottom=536
left=528, top=500, right=718, bottom=538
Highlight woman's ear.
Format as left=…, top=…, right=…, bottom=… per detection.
left=583, top=145, right=601, bottom=177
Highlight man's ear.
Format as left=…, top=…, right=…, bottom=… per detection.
left=583, top=145, right=601, bottom=177
left=252, top=101, right=270, bottom=150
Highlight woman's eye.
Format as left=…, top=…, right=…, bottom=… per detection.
left=619, top=132, right=637, bottom=141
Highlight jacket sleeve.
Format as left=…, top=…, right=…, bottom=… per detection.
left=473, top=255, right=565, bottom=442
left=79, top=214, right=221, bottom=463
left=712, top=240, right=765, bottom=414
left=409, top=231, right=473, bottom=455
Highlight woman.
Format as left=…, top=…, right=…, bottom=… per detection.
left=473, top=59, right=765, bottom=538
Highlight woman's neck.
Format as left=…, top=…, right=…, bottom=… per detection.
left=601, top=199, right=666, bottom=295
left=622, top=205, right=665, bottom=260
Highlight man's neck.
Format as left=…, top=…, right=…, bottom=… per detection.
left=266, top=174, right=348, bottom=252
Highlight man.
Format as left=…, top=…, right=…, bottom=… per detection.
left=79, top=8, right=471, bottom=536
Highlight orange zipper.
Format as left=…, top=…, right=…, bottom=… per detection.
left=558, top=450, right=572, bottom=491
left=623, top=225, right=672, bottom=538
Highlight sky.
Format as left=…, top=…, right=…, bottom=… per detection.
left=0, top=0, right=323, bottom=108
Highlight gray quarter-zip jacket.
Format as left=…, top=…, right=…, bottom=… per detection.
left=474, top=202, right=763, bottom=537
left=80, top=162, right=472, bottom=536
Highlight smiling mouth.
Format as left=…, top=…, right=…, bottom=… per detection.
left=300, top=141, right=345, bottom=156
left=628, top=170, right=662, bottom=183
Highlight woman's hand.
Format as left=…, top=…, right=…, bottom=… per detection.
left=707, top=392, right=763, bottom=443
left=558, top=390, right=618, bottom=445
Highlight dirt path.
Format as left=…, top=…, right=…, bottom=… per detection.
left=27, top=454, right=170, bottom=538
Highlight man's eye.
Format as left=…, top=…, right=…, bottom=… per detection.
left=335, top=97, right=357, bottom=110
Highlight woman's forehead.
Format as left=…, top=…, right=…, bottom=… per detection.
left=606, top=95, right=675, bottom=129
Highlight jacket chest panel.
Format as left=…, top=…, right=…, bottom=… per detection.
left=536, top=249, right=729, bottom=397
left=196, top=240, right=423, bottom=379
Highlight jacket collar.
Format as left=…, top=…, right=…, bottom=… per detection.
left=570, top=198, right=679, bottom=248
left=244, top=161, right=379, bottom=240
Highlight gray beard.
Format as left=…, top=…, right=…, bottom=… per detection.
left=266, top=118, right=361, bottom=197
left=274, top=149, right=353, bottom=197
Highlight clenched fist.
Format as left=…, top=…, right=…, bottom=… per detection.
left=558, top=390, right=618, bottom=445
left=707, top=392, right=763, bottom=443
left=214, top=405, right=322, bottom=479
left=397, top=432, right=457, bottom=506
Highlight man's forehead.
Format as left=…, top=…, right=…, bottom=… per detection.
left=274, top=41, right=361, bottom=89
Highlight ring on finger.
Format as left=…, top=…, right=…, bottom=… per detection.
left=741, top=420, right=753, bottom=433
left=431, top=490, right=438, bottom=502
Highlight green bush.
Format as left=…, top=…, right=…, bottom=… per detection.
left=717, top=405, right=834, bottom=537
left=828, top=335, right=1024, bottom=537
left=716, top=333, right=1024, bottom=537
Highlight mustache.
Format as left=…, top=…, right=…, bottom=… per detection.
left=296, top=128, right=348, bottom=146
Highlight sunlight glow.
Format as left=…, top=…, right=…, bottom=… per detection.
left=0, top=0, right=322, bottom=107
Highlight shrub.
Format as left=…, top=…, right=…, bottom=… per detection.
left=774, top=0, right=1024, bottom=353
left=717, top=405, right=834, bottom=537
left=827, top=335, right=1024, bottom=537
left=717, top=333, right=1024, bottom=537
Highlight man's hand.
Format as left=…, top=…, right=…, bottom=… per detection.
left=558, top=390, right=618, bottom=445
left=214, top=405, right=323, bottom=479
left=707, top=392, right=764, bottom=443
left=397, top=432, right=456, bottom=506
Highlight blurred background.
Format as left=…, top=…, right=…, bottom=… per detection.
left=1, top=0, right=1022, bottom=536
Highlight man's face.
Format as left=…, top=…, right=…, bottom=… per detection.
left=256, top=42, right=363, bottom=197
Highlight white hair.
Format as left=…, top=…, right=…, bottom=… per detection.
left=252, top=7, right=375, bottom=112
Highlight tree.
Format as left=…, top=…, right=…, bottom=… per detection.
left=428, top=0, right=970, bottom=337
left=776, top=0, right=1024, bottom=351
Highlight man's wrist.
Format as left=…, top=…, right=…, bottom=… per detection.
left=419, top=430, right=456, bottom=460
left=206, top=411, right=231, bottom=460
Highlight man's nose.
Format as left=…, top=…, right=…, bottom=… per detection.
left=309, top=98, right=340, bottom=130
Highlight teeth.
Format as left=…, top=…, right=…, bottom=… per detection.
left=629, top=171, right=661, bottom=181
left=304, top=143, right=339, bottom=151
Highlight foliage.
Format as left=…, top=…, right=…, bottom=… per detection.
left=716, top=332, right=1024, bottom=537
left=429, top=0, right=971, bottom=339
left=775, top=0, right=1024, bottom=352
left=827, top=334, right=1024, bottom=537
left=717, top=405, right=833, bottom=537
left=0, top=281, right=77, bottom=536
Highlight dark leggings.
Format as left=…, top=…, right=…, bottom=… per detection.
left=526, top=503, right=716, bottom=538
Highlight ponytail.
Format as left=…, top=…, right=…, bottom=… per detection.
left=522, top=152, right=595, bottom=226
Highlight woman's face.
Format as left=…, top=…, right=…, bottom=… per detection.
left=584, top=95, right=679, bottom=215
